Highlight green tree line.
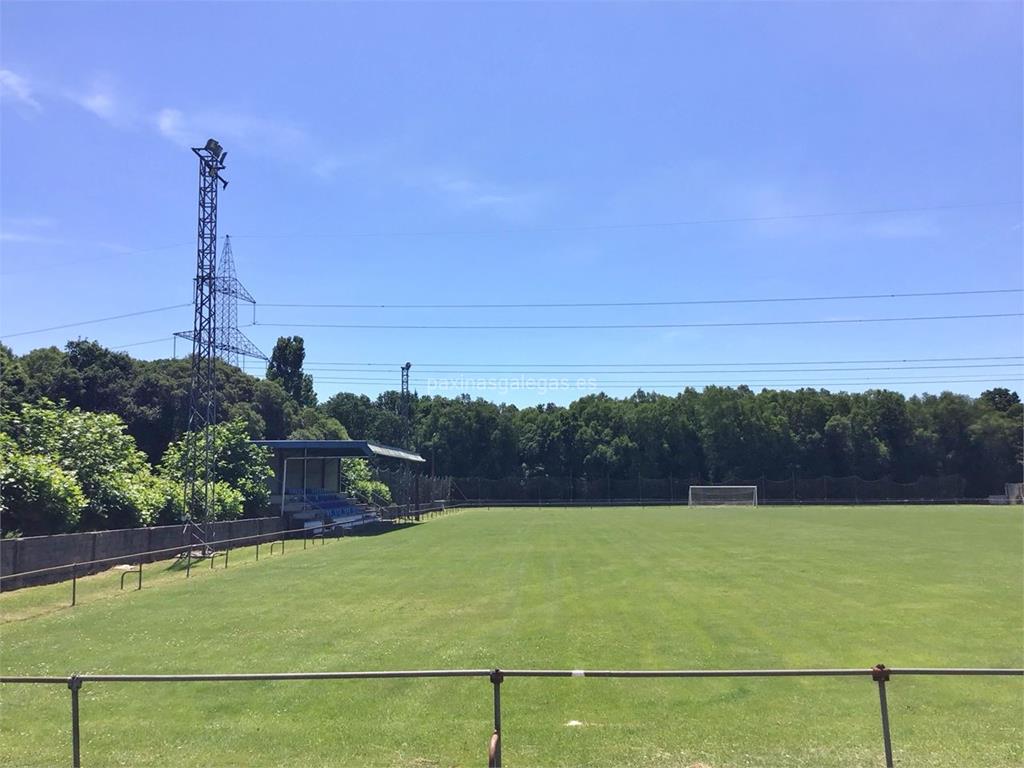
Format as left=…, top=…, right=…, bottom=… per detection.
left=2, top=337, right=1021, bottom=529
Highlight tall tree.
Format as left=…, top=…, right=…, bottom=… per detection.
left=266, top=336, right=316, bottom=407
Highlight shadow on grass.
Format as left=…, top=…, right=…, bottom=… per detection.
left=341, top=521, right=420, bottom=537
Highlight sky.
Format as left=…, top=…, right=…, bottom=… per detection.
left=1, top=1, right=1022, bottom=407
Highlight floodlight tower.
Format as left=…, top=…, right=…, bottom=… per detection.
left=400, top=362, right=412, bottom=439
left=182, top=138, right=228, bottom=547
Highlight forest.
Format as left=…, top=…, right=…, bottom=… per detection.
left=1, top=336, right=1020, bottom=535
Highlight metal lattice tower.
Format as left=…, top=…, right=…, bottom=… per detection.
left=174, top=143, right=267, bottom=549
left=214, top=235, right=265, bottom=368
left=179, top=139, right=228, bottom=547
left=400, top=362, right=412, bottom=438
left=179, top=236, right=266, bottom=368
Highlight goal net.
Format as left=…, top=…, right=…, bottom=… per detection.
left=1006, top=483, right=1024, bottom=504
left=688, top=485, right=758, bottom=506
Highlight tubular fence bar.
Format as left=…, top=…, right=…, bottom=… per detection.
left=490, top=669, right=504, bottom=768
left=118, top=564, right=142, bottom=591
left=873, top=665, right=894, bottom=768
left=0, top=519, right=359, bottom=592
left=1, top=668, right=1020, bottom=768
left=67, top=675, right=82, bottom=768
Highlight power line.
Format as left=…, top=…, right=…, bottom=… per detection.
left=4, top=202, right=1014, bottom=278
left=0, top=303, right=192, bottom=340
left=231, top=201, right=1020, bottom=242
left=252, top=312, right=1023, bottom=332
left=259, top=288, right=1023, bottom=310
left=288, top=355, right=1024, bottom=368
left=244, top=362, right=1024, bottom=375
left=0, top=242, right=194, bottom=277
left=304, top=371, right=1022, bottom=382
left=112, top=337, right=175, bottom=351
left=305, top=375, right=1023, bottom=387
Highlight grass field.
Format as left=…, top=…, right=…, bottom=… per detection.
left=1, top=505, right=1021, bottom=767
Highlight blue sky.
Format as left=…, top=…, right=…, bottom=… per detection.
left=1, top=1, right=1021, bottom=406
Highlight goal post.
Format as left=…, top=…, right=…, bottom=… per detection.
left=1006, top=483, right=1024, bottom=504
left=688, top=485, right=758, bottom=506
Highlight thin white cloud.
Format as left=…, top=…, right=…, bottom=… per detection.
left=154, top=105, right=311, bottom=159
left=863, top=215, right=940, bottom=239
left=0, top=215, right=56, bottom=244
left=77, top=90, right=117, bottom=121
left=1, top=216, right=56, bottom=230
left=0, top=69, right=41, bottom=112
left=154, top=106, right=386, bottom=182
left=5, top=68, right=542, bottom=209
left=312, top=153, right=365, bottom=181
left=155, top=108, right=187, bottom=143
left=733, top=183, right=942, bottom=240
left=0, top=231, right=60, bottom=244
left=68, top=77, right=133, bottom=127
left=0, top=215, right=129, bottom=254
left=421, top=169, right=545, bottom=220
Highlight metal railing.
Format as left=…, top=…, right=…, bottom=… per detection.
left=1, top=665, right=1019, bottom=768
left=0, top=519, right=355, bottom=603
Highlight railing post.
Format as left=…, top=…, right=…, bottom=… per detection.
left=489, top=669, right=503, bottom=768
left=67, top=674, right=82, bottom=768
left=873, top=664, right=894, bottom=768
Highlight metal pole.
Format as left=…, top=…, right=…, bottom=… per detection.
left=71, top=565, right=77, bottom=607
left=490, top=669, right=503, bottom=768
left=138, top=563, right=143, bottom=591
left=68, top=675, right=82, bottom=768
left=873, top=664, right=894, bottom=768
left=281, top=459, right=288, bottom=517
left=225, top=548, right=229, bottom=568
left=186, top=548, right=192, bottom=578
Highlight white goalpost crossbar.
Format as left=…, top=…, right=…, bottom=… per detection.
left=688, top=485, right=758, bottom=506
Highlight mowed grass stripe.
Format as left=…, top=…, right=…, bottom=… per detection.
left=0, top=505, right=1020, bottom=767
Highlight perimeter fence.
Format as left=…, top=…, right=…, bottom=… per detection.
left=0, top=509, right=452, bottom=597
left=373, top=466, right=453, bottom=507
left=448, top=473, right=970, bottom=505
left=1, top=664, right=1019, bottom=768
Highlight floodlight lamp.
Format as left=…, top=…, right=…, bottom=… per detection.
left=204, top=138, right=223, bottom=158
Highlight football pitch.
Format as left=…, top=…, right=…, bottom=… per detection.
left=1, top=505, right=1021, bottom=767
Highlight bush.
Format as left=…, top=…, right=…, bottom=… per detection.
left=342, top=458, right=392, bottom=504
left=0, top=433, right=87, bottom=535
left=160, top=419, right=273, bottom=520
left=3, top=400, right=166, bottom=532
